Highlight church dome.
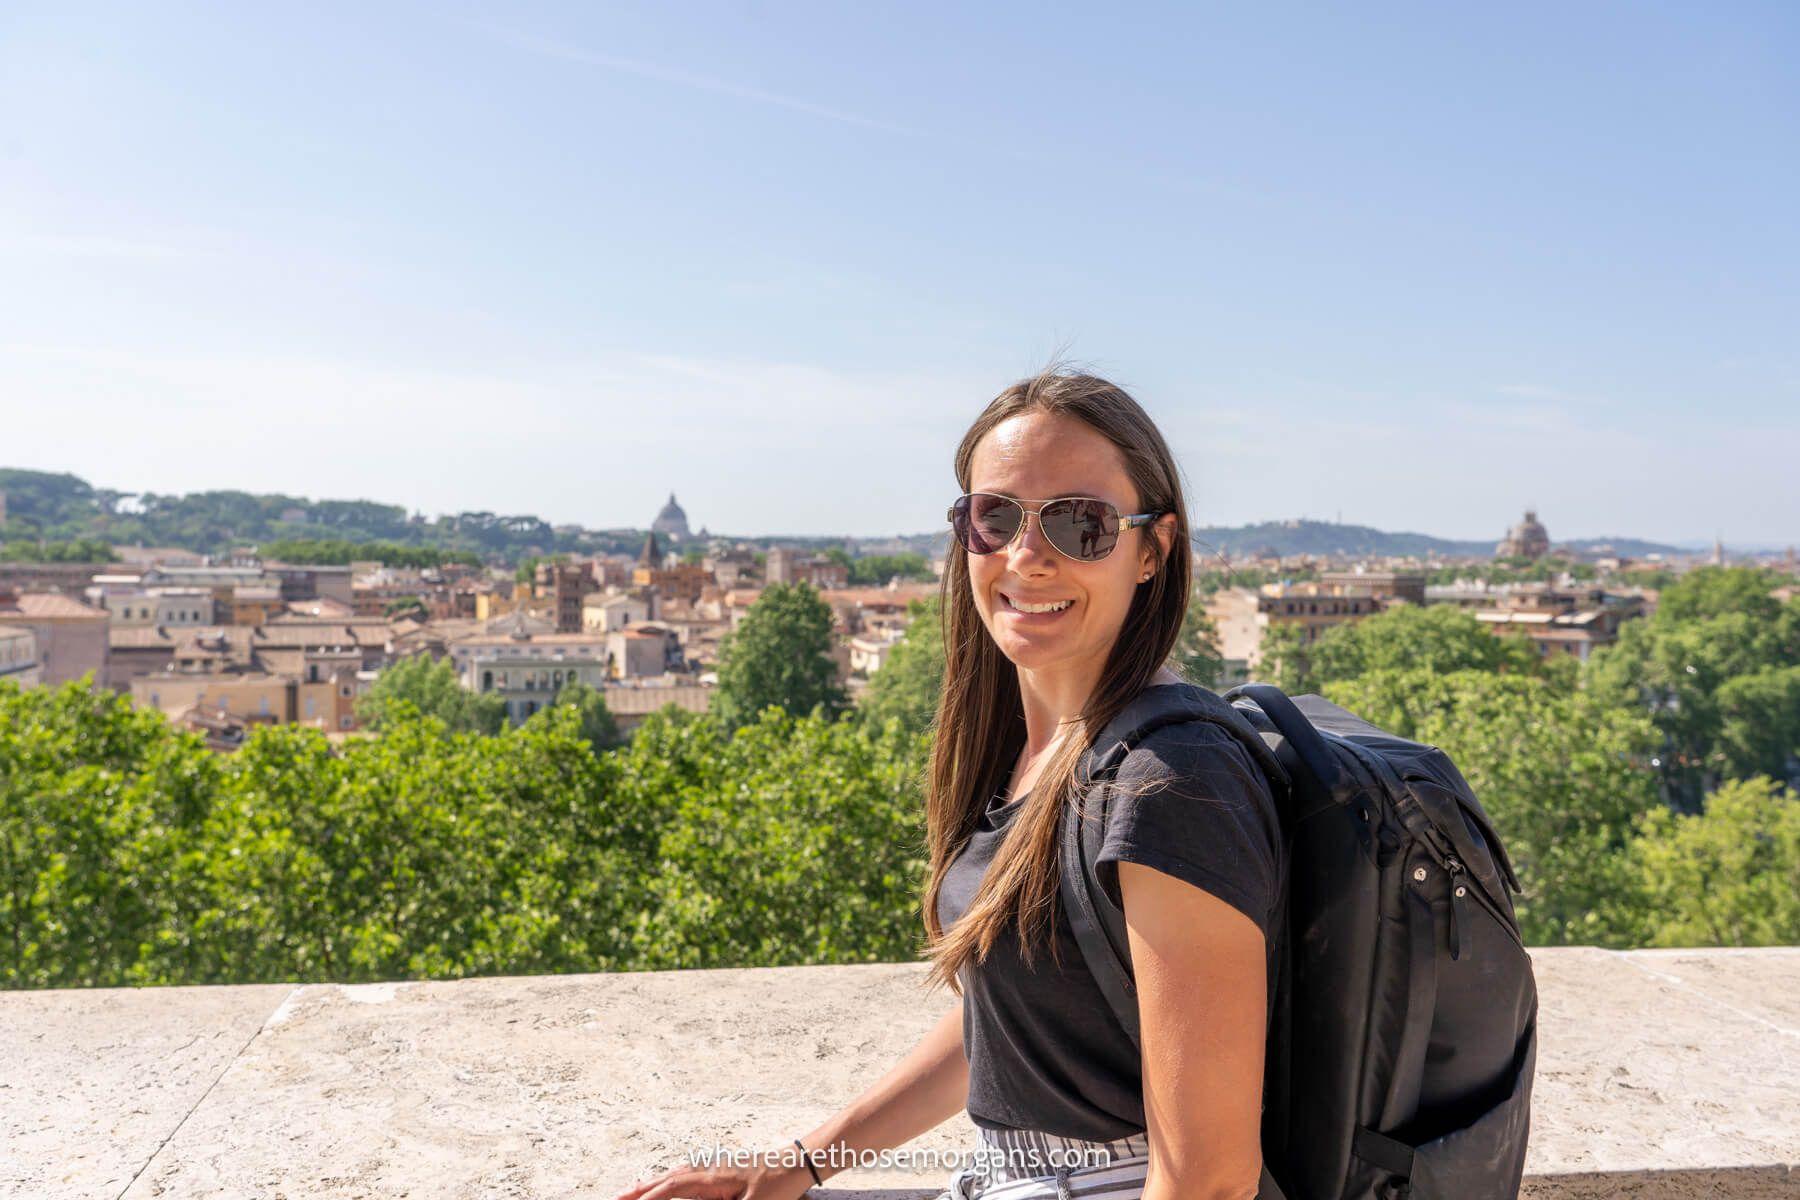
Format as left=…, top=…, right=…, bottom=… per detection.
left=652, top=492, right=691, bottom=539
left=1496, top=509, right=1550, bottom=560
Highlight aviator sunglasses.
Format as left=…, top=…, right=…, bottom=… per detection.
left=947, top=492, right=1165, bottom=563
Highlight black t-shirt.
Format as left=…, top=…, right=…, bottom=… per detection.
left=934, top=707, right=1285, bottom=1142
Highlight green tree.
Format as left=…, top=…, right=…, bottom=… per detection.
left=0, top=678, right=218, bottom=988
left=0, top=537, right=115, bottom=563
left=713, top=581, right=847, bottom=729
left=1314, top=605, right=1539, bottom=691
left=1586, top=597, right=1800, bottom=808
left=538, top=679, right=623, bottom=754
left=1170, top=590, right=1224, bottom=687
left=1260, top=622, right=1313, bottom=693
left=626, top=707, right=928, bottom=969
left=355, top=655, right=506, bottom=735
left=1715, top=665, right=1800, bottom=785
left=1653, top=565, right=1785, bottom=625
left=858, top=596, right=945, bottom=738
left=1628, top=777, right=1800, bottom=947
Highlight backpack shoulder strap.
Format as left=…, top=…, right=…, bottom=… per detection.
left=1060, top=681, right=1291, bottom=1050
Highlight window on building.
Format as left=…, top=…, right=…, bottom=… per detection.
left=483, top=670, right=493, bottom=691
left=340, top=684, right=353, bottom=698
left=341, top=715, right=353, bottom=729
left=258, top=696, right=270, bottom=716
left=305, top=696, right=315, bottom=717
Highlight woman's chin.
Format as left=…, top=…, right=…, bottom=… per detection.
left=993, top=635, right=1073, bottom=672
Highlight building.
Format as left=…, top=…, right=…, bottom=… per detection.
left=583, top=590, right=653, bottom=633
left=630, top=532, right=712, bottom=606
left=263, top=564, right=355, bottom=607
left=651, top=492, right=692, bottom=540
left=229, top=585, right=284, bottom=625
left=90, top=584, right=215, bottom=627
left=1318, top=571, right=1427, bottom=608
left=1206, top=580, right=1393, bottom=686
left=535, top=561, right=597, bottom=633
left=601, top=682, right=711, bottom=736
left=607, top=625, right=681, bottom=679
left=132, top=661, right=362, bottom=736
left=447, top=616, right=610, bottom=725
left=703, top=546, right=760, bottom=589
left=1430, top=585, right=1646, bottom=663
left=0, top=560, right=119, bottom=594
left=0, top=587, right=109, bottom=689
left=820, top=583, right=939, bottom=637
left=139, top=564, right=268, bottom=597
left=1496, top=510, right=1551, bottom=560
left=0, top=625, right=41, bottom=687
left=849, top=627, right=907, bottom=676
left=764, top=546, right=850, bottom=590
left=109, top=616, right=399, bottom=695
left=472, top=581, right=524, bottom=622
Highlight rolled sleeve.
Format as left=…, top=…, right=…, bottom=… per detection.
left=1093, top=720, right=1284, bottom=941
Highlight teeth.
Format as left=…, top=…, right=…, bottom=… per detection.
left=1008, top=595, right=1073, bottom=614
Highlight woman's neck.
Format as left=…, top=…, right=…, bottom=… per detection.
left=1015, top=663, right=1187, bottom=755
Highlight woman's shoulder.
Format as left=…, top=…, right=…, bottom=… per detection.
left=1107, top=682, right=1278, bottom=803
left=1093, top=683, right=1286, bottom=930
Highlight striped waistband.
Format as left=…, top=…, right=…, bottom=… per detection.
left=948, top=1124, right=1151, bottom=1200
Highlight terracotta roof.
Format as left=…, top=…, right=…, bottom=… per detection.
left=0, top=593, right=108, bottom=620
left=451, top=631, right=612, bottom=648
left=110, top=625, right=181, bottom=649
left=822, top=584, right=939, bottom=607
left=284, top=598, right=356, bottom=618
left=255, top=619, right=394, bottom=648
left=601, top=684, right=711, bottom=716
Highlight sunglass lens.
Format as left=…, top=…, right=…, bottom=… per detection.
left=955, top=494, right=1023, bottom=554
left=1042, top=498, right=1119, bottom=561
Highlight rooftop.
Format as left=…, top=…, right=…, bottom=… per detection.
left=0, top=592, right=109, bottom=620
left=3, top=947, right=1793, bottom=1198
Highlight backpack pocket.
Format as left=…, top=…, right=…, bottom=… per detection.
left=1353, top=1017, right=1538, bottom=1200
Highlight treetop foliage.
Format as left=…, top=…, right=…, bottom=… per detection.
left=712, top=581, right=847, bottom=731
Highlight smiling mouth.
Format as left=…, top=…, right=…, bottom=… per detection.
left=1002, top=593, right=1075, bottom=614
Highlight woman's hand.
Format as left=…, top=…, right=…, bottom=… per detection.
left=611, top=1144, right=819, bottom=1200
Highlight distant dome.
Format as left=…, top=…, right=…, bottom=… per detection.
left=1496, top=509, right=1550, bottom=560
left=652, top=491, right=691, bottom=539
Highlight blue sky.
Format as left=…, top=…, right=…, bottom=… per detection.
left=2, top=2, right=1795, bottom=544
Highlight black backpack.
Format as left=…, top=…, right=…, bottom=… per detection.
left=1060, top=680, right=1538, bottom=1200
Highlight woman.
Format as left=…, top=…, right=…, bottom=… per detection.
left=615, top=369, right=1283, bottom=1200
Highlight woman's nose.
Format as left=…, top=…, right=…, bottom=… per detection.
left=1009, top=510, right=1057, bottom=564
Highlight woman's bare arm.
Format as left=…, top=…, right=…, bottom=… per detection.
left=796, top=998, right=969, bottom=1180
left=1119, top=860, right=1267, bottom=1200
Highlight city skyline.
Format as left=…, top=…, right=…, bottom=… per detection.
left=3, top=3, right=1795, bottom=542
left=0, top=463, right=1770, bottom=554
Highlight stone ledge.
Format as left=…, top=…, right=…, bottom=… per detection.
left=1, top=947, right=1795, bottom=1199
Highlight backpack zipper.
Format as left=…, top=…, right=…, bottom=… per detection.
left=1443, top=853, right=1467, bottom=961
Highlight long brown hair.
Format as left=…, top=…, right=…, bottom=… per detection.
left=921, top=368, right=1194, bottom=994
